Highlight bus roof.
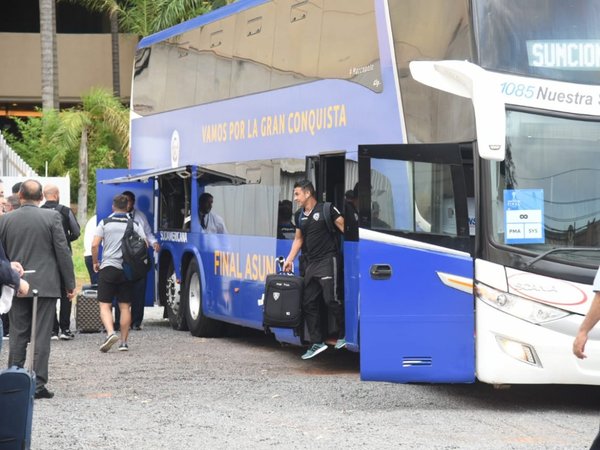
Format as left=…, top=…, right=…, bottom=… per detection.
left=138, top=0, right=269, bottom=49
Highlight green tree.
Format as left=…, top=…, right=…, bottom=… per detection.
left=7, top=88, right=128, bottom=221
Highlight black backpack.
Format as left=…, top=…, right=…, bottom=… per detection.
left=121, top=218, right=150, bottom=281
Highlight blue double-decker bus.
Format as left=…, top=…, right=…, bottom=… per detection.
left=98, top=0, right=600, bottom=384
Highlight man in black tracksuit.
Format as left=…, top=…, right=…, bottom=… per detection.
left=283, top=180, right=345, bottom=360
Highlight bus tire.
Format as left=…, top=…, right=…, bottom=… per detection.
left=184, top=259, right=223, bottom=337
left=162, top=259, right=188, bottom=331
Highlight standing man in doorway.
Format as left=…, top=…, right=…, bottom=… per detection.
left=283, top=180, right=345, bottom=360
left=121, top=191, right=159, bottom=330
left=42, top=184, right=80, bottom=340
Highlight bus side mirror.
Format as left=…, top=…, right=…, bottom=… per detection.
left=409, top=60, right=506, bottom=162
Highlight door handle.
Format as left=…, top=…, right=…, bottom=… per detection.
left=370, top=264, right=392, bottom=280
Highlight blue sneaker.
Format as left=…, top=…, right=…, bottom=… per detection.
left=301, top=343, right=328, bottom=360
left=334, top=338, right=347, bottom=350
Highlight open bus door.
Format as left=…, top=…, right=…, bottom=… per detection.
left=357, top=144, right=475, bottom=383
left=97, top=168, right=158, bottom=307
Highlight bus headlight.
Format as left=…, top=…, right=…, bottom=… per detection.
left=476, top=283, right=570, bottom=324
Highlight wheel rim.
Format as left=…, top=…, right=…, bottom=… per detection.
left=189, top=271, right=201, bottom=321
left=166, top=268, right=180, bottom=315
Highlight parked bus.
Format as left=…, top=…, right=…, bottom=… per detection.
left=98, top=0, right=600, bottom=385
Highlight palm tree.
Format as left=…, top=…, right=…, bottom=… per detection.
left=39, top=0, right=59, bottom=111
left=54, top=88, right=129, bottom=221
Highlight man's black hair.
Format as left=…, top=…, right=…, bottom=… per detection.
left=12, top=182, right=22, bottom=194
left=122, top=190, right=136, bottom=203
left=293, top=179, right=315, bottom=197
left=199, top=192, right=213, bottom=203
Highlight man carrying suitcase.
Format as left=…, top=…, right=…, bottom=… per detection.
left=283, top=180, right=345, bottom=360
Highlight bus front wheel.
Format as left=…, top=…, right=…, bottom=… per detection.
left=184, top=259, right=223, bottom=337
left=163, top=260, right=188, bottom=331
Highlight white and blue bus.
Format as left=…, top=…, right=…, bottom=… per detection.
left=98, top=0, right=600, bottom=385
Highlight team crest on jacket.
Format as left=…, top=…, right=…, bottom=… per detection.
left=313, top=212, right=320, bottom=221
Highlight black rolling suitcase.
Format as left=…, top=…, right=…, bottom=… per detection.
left=75, top=284, right=102, bottom=333
left=0, top=289, right=39, bottom=450
left=263, top=260, right=303, bottom=328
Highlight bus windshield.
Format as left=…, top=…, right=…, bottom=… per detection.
left=489, top=110, right=600, bottom=265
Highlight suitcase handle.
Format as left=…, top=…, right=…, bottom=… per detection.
left=276, top=256, right=294, bottom=274
left=27, top=289, right=38, bottom=374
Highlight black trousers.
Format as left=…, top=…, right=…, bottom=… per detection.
left=302, top=255, right=344, bottom=344
left=52, top=283, right=72, bottom=334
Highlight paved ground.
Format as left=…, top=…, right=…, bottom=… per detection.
left=2, top=306, right=599, bottom=449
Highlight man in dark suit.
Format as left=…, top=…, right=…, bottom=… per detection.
left=0, top=180, right=75, bottom=399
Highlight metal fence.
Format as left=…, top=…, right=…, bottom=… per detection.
left=0, top=132, right=37, bottom=177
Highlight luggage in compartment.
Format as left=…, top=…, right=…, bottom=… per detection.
left=75, top=284, right=102, bottom=333
left=263, top=272, right=303, bottom=329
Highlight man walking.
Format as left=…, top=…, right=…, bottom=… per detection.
left=92, top=194, right=147, bottom=352
left=120, top=191, right=159, bottom=330
left=0, top=180, right=75, bottom=399
left=41, top=184, right=80, bottom=340
left=283, top=180, right=345, bottom=359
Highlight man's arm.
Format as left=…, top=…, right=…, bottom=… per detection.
left=136, top=209, right=159, bottom=251
left=283, top=229, right=303, bottom=272
left=91, top=235, right=103, bottom=273
left=573, top=291, right=600, bottom=359
left=334, top=216, right=345, bottom=234
left=67, top=208, right=81, bottom=241
left=51, top=212, right=76, bottom=297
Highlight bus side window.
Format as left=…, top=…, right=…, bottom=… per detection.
left=369, top=159, right=460, bottom=237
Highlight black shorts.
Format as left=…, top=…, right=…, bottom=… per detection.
left=97, top=266, right=133, bottom=304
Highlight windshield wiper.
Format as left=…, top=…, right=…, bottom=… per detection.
left=524, top=247, right=600, bottom=269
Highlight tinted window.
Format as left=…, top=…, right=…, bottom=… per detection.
left=203, top=159, right=305, bottom=237
left=132, top=0, right=381, bottom=116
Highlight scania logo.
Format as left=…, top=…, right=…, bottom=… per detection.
left=508, top=273, right=587, bottom=306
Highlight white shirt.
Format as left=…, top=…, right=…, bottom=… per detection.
left=131, top=208, right=158, bottom=246
left=200, top=212, right=227, bottom=234
left=83, top=215, right=97, bottom=257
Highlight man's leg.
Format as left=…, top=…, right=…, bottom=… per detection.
left=58, top=296, right=72, bottom=335
left=130, top=277, right=146, bottom=328
left=320, top=276, right=345, bottom=336
left=52, top=306, right=59, bottom=337
left=118, top=302, right=131, bottom=344
left=7, top=295, right=32, bottom=368
left=302, top=278, right=323, bottom=344
left=98, top=268, right=121, bottom=352
left=33, top=298, right=57, bottom=392
left=99, top=302, right=115, bottom=335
